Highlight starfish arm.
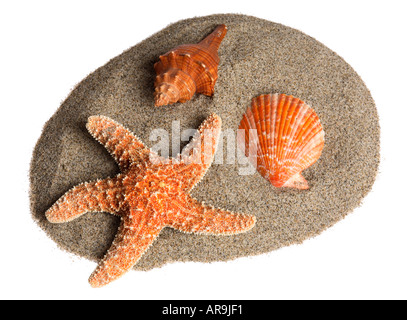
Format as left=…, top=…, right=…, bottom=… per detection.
left=45, top=177, right=125, bottom=223
left=88, top=210, right=163, bottom=288
left=177, top=113, right=222, bottom=191
left=167, top=194, right=256, bottom=235
left=86, top=116, right=150, bottom=172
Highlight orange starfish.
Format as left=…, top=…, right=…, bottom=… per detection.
left=45, top=114, right=256, bottom=287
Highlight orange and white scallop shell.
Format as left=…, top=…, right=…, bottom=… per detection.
left=239, top=93, right=325, bottom=189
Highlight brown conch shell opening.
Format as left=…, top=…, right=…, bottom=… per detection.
left=153, top=24, right=228, bottom=107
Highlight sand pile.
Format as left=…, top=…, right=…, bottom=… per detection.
left=30, top=14, right=380, bottom=270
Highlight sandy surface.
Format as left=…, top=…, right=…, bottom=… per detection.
left=30, top=14, right=380, bottom=270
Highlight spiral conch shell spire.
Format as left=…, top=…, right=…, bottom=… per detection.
left=239, top=93, right=325, bottom=189
left=153, top=24, right=228, bottom=107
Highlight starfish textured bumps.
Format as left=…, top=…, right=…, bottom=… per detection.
left=45, top=113, right=256, bottom=287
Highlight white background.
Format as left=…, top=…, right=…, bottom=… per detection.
left=1, top=0, right=406, bottom=300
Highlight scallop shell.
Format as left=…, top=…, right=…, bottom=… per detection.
left=239, top=93, right=325, bottom=189
left=153, top=24, right=227, bottom=107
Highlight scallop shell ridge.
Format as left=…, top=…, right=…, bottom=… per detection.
left=239, top=93, right=325, bottom=189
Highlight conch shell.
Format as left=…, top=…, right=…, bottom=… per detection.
left=153, top=24, right=227, bottom=107
left=239, top=93, right=325, bottom=189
